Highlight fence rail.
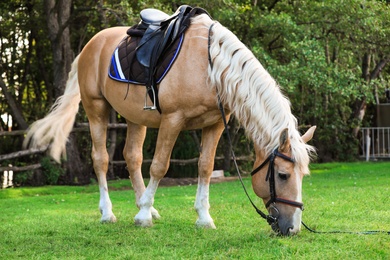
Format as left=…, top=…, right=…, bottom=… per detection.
left=360, top=127, right=390, bottom=161
left=1, top=123, right=253, bottom=188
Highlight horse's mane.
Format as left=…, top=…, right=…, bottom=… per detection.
left=192, top=15, right=315, bottom=174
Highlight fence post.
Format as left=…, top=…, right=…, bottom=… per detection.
left=365, top=130, right=371, bottom=162
left=1, top=164, right=14, bottom=189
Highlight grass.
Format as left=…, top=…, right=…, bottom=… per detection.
left=0, top=162, right=389, bottom=259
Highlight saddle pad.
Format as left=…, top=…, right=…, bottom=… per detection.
left=109, top=34, right=184, bottom=85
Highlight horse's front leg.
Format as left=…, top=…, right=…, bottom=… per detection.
left=195, top=120, right=226, bottom=229
left=134, top=115, right=182, bottom=227
left=123, top=121, right=160, bottom=220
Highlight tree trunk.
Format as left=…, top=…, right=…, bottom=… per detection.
left=44, top=0, right=85, bottom=184
left=352, top=97, right=366, bottom=137
left=0, top=78, right=29, bottom=130
left=63, top=133, right=89, bottom=184
left=45, top=0, right=74, bottom=98
left=352, top=55, right=389, bottom=137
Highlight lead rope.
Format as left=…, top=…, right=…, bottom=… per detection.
left=301, top=221, right=389, bottom=235
left=217, top=94, right=275, bottom=223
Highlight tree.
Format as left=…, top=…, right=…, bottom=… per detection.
left=45, top=0, right=74, bottom=98
left=1, top=0, right=390, bottom=186
left=245, top=0, right=390, bottom=160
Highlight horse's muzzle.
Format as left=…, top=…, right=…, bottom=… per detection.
left=268, top=204, right=297, bottom=236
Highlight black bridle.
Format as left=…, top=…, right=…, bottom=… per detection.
left=250, top=148, right=304, bottom=211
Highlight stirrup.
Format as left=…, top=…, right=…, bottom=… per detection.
left=143, top=86, right=157, bottom=111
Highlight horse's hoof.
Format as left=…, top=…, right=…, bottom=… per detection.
left=195, top=219, right=216, bottom=229
left=151, top=207, right=161, bottom=219
left=134, top=217, right=153, bottom=227
left=101, top=214, right=117, bottom=223
left=135, top=208, right=154, bottom=227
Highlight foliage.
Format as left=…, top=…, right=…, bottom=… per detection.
left=1, top=0, right=390, bottom=185
left=40, top=157, right=64, bottom=185
left=12, top=169, right=34, bottom=187
left=247, top=0, right=390, bottom=160
left=0, top=162, right=389, bottom=258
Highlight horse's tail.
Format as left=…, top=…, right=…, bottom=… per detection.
left=23, top=55, right=81, bottom=163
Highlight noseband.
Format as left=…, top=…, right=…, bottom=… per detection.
left=251, top=148, right=304, bottom=211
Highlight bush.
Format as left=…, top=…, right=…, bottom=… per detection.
left=40, top=157, right=64, bottom=185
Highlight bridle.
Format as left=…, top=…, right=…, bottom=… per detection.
left=248, top=148, right=304, bottom=229
left=251, top=149, right=305, bottom=233
left=250, top=148, right=304, bottom=211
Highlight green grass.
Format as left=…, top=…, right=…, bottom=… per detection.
left=1, top=162, right=389, bottom=259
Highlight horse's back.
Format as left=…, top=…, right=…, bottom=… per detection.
left=78, top=16, right=220, bottom=129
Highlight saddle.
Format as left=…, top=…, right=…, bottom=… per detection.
left=109, top=5, right=210, bottom=113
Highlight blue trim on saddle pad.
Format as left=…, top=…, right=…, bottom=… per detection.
left=108, top=34, right=184, bottom=85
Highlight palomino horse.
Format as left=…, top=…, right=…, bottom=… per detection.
left=24, top=13, right=316, bottom=235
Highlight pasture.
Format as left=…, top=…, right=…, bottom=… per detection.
left=1, top=162, right=389, bottom=259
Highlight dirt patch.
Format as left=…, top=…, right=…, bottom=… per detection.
left=159, top=176, right=238, bottom=187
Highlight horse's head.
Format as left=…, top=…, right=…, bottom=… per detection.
left=252, top=126, right=316, bottom=236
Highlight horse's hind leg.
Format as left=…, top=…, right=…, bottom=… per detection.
left=195, top=120, right=226, bottom=229
left=83, top=98, right=116, bottom=222
left=123, top=121, right=160, bottom=219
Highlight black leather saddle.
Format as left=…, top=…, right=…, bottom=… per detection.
left=126, top=5, right=210, bottom=112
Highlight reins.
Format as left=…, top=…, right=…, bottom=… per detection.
left=208, top=22, right=389, bottom=235
left=216, top=93, right=276, bottom=225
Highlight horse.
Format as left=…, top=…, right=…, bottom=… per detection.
left=24, top=13, right=316, bottom=236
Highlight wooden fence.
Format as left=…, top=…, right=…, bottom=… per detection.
left=1, top=123, right=252, bottom=187
left=1, top=123, right=200, bottom=171
left=0, top=123, right=126, bottom=172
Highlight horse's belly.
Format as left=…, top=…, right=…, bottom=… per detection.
left=103, top=82, right=162, bottom=127
left=182, top=110, right=224, bottom=130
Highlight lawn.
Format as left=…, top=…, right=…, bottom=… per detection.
left=0, top=162, right=389, bottom=259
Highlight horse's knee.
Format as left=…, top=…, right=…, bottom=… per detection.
left=150, top=160, right=168, bottom=180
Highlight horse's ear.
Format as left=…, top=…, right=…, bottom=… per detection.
left=302, top=125, right=316, bottom=143
left=279, top=128, right=290, bottom=153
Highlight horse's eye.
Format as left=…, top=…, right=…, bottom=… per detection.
left=278, top=172, right=290, bottom=181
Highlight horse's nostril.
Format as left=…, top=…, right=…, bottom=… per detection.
left=286, top=226, right=296, bottom=236
left=281, top=225, right=294, bottom=236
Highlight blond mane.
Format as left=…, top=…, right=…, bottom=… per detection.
left=192, top=15, right=314, bottom=174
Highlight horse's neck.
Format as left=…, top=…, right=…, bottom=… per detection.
left=254, top=145, right=268, bottom=165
